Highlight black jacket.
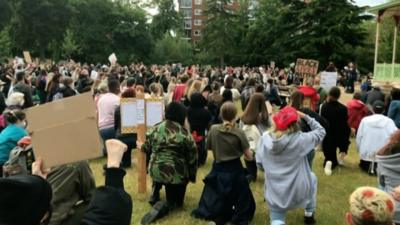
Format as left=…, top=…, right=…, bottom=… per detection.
left=188, top=93, right=212, bottom=137
left=321, top=101, right=350, bottom=147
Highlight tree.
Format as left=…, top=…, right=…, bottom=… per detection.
left=248, top=0, right=371, bottom=68
left=11, top=0, right=71, bottom=58
left=150, top=0, right=182, bottom=40
left=0, top=26, right=12, bottom=61
left=61, top=29, right=81, bottom=59
left=200, top=0, right=239, bottom=66
left=151, top=33, right=193, bottom=65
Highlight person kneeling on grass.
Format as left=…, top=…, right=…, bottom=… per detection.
left=346, top=187, right=395, bottom=225
left=191, top=101, right=256, bottom=225
left=0, top=139, right=132, bottom=225
left=256, top=106, right=326, bottom=225
left=138, top=101, right=198, bottom=225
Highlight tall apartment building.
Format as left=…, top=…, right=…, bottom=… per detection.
left=179, top=0, right=206, bottom=43
left=178, top=0, right=255, bottom=43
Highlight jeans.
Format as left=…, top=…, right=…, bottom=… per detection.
left=269, top=173, right=317, bottom=225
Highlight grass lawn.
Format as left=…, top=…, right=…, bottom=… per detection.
left=89, top=139, right=377, bottom=225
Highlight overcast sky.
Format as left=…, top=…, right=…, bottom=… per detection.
left=354, top=0, right=387, bottom=6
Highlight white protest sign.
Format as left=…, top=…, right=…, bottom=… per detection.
left=120, top=98, right=137, bottom=134
left=108, top=53, right=117, bottom=65
left=146, top=99, right=164, bottom=128
left=320, top=71, right=338, bottom=91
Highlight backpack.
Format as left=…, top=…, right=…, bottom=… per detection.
left=242, top=124, right=261, bottom=152
left=2, top=144, right=35, bottom=177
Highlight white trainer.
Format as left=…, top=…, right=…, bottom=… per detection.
left=324, top=161, right=333, bottom=176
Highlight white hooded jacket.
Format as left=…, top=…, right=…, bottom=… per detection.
left=356, top=114, right=397, bottom=162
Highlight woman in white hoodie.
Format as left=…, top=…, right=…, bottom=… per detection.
left=256, top=106, right=326, bottom=225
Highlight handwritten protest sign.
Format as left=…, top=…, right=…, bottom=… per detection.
left=320, top=72, right=338, bottom=91
left=26, top=93, right=103, bottom=168
left=295, top=59, right=319, bottom=76
left=23, top=51, right=32, bottom=64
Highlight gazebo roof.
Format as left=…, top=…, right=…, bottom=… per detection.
left=368, top=0, right=400, bottom=19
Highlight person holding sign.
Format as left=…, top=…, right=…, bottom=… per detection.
left=138, top=102, right=197, bottom=225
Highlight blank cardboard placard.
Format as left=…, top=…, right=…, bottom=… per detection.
left=26, top=93, right=103, bottom=167
left=146, top=98, right=164, bottom=128
left=120, top=98, right=137, bottom=134
left=23, top=51, right=32, bottom=64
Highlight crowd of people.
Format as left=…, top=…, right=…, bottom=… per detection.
left=0, top=59, right=400, bottom=225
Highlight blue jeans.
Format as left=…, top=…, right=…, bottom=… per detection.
left=270, top=173, right=317, bottom=225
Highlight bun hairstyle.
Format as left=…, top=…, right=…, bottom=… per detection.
left=4, top=110, right=26, bottom=124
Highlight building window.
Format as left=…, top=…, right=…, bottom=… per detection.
left=194, top=19, right=202, bottom=26
left=195, top=0, right=202, bottom=5
left=194, top=9, right=202, bottom=15
left=184, top=20, right=192, bottom=29
left=182, top=9, right=191, bottom=18
left=194, top=30, right=201, bottom=36
left=185, top=29, right=192, bottom=38
left=180, top=0, right=192, bottom=8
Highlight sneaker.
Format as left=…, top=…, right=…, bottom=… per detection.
left=304, top=214, right=316, bottom=224
left=324, top=161, right=332, bottom=176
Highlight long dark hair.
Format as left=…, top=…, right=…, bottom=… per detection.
left=241, top=93, right=269, bottom=127
left=291, top=91, right=305, bottom=110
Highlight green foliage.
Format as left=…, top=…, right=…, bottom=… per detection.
left=151, top=0, right=182, bottom=40
left=152, top=33, right=193, bottom=65
left=0, top=26, right=12, bottom=61
left=61, top=29, right=81, bottom=59
left=247, top=0, right=372, bottom=68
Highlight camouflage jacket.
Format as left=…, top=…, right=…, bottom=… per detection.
left=142, top=120, right=198, bottom=184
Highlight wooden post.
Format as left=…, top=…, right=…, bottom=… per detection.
left=136, top=93, right=147, bottom=193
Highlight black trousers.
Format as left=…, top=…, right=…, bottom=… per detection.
left=155, top=182, right=187, bottom=209
left=197, top=140, right=207, bottom=166
left=322, top=140, right=348, bottom=169
left=359, top=160, right=377, bottom=175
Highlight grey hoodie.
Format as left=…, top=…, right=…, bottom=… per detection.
left=377, top=153, right=400, bottom=223
left=256, top=116, right=326, bottom=212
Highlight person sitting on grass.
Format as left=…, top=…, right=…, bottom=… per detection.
left=0, top=139, right=132, bottom=225
left=192, top=101, right=255, bottom=225
left=138, top=102, right=198, bottom=225
left=346, top=187, right=395, bottom=225
left=256, top=106, right=326, bottom=225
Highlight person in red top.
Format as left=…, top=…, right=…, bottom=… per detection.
left=298, top=78, right=320, bottom=112
left=172, top=74, right=189, bottom=102
left=347, top=92, right=370, bottom=134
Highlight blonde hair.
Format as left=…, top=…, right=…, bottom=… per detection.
left=270, top=120, right=300, bottom=139
left=187, top=80, right=203, bottom=100
left=349, top=187, right=395, bottom=225
left=6, top=92, right=25, bottom=106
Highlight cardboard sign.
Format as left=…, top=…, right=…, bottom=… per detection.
left=108, top=53, right=117, bottom=65
left=23, top=51, right=32, bottom=64
left=295, top=59, right=319, bottom=76
left=146, top=98, right=164, bottom=128
left=320, top=72, right=338, bottom=91
left=120, top=98, right=138, bottom=134
left=26, top=93, right=103, bottom=167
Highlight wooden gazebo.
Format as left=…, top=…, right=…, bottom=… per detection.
left=369, top=0, right=400, bottom=81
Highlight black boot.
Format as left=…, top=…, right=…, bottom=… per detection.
left=244, top=160, right=257, bottom=182
left=141, top=201, right=170, bottom=225
left=149, top=182, right=162, bottom=206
